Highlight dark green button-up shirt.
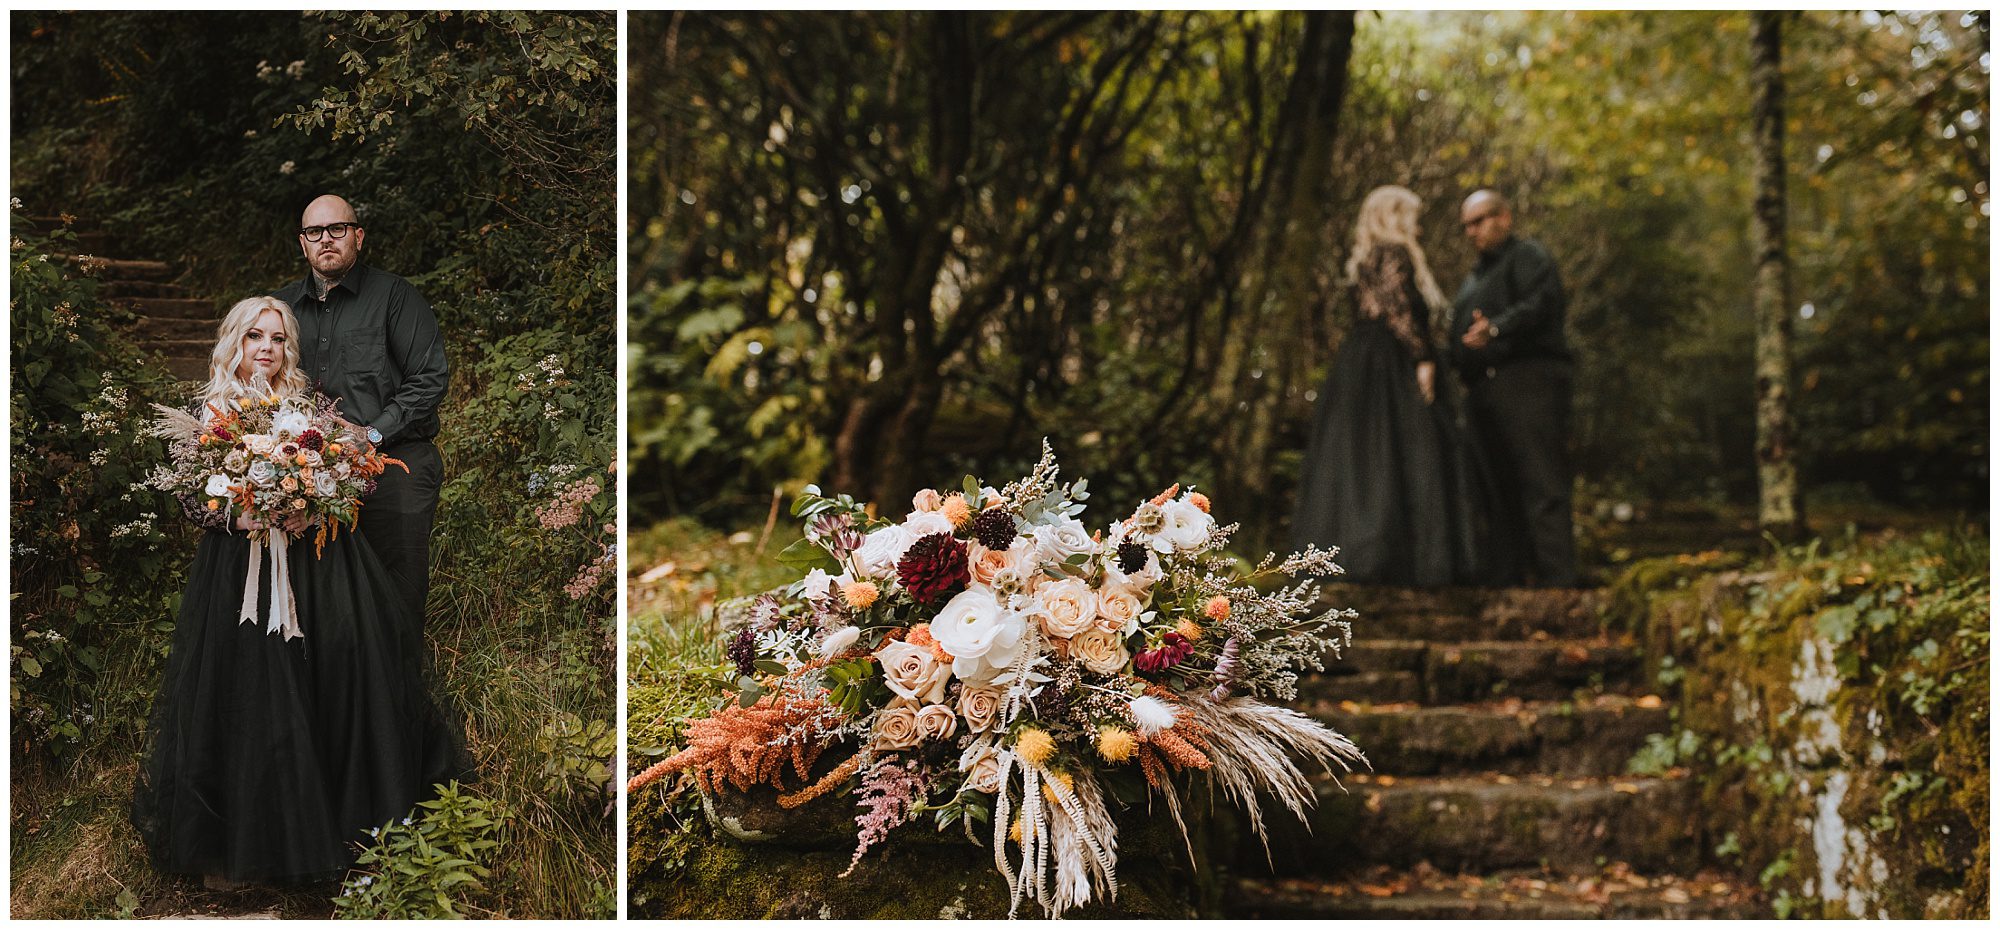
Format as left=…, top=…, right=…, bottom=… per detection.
left=271, top=263, right=448, bottom=446
left=1448, top=235, right=1572, bottom=374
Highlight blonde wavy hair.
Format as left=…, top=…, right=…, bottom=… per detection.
left=198, top=296, right=308, bottom=415
left=1344, top=185, right=1448, bottom=311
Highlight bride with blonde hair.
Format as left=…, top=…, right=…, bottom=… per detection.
left=1293, top=186, right=1486, bottom=586
left=132, top=296, right=462, bottom=888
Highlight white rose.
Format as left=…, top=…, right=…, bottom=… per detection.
left=959, top=741, right=1005, bottom=794
left=1070, top=627, right=1130, bottom=675
left=1158, top=499, right=1215, bottom=552
left=1095, top=583, right=1146, bottom=636
left=242, top=434, right=277, bottom=455
left=915, top=704, right=958, bottom=741
left=333, top=460, right=352, bottom=479
left=203, top=474, right=232, bottom=497
left=799, top=568, right=841, bottom=601
left=873, top=701, right=923, bottom=751
left=244, top=459, right=278, bottom=488
left=1032, top=517, right=1097, bottom=565
left=876, top=639, right=952, bottom=704
left=931, top=588, right=1027, bottom=682
left=853, top=524, right=914, bottom=578
left=1034, top=578, right=1099, bottom=640
left=312, top=470, right=338, bottom=497
left=957, top=684, right=1006, bottom=733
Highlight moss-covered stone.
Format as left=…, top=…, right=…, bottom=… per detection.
left=1611, top=533, right=1988, bottom=919
left=627, top=771, right=1226, bottom=918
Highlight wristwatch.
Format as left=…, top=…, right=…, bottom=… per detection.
left=366, top=426, right=383, bottom=444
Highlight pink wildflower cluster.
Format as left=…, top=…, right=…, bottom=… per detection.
left=536, top=477, right=602, bottom=531
left=565, top=553, right=608, bottom=600
left=843, top=759, right=930, bottom=876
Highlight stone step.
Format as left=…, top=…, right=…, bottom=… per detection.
left=163, top=356, right=209, bottom=381
left=1253, top=773, right=1701, bottom=876
left=1228, top=868, right=1764, bottom=919
left=56, top=255, right=172, bottom=280
left=1333, top=586, right=1613, bottom=641
left=101, top=279, right=190, bottom=299
left=1317, top=639, right=1648, bottom=703
left=1307, top=696, right=1670, bottom=777
left=114, top=296, right=219, bottom=320
left=130, top=316, right=219, bottom=343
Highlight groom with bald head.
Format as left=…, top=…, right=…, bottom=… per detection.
left=273, top=194, right=449, bottom=627
left=1449, top=189, right=1579, bottom=588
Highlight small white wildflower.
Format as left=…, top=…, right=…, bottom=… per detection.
left=279, top=160, right=297, bottom=176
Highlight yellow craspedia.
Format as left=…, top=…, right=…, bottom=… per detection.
left=841, top=581, right=880, bottom=609
left=1014, top=727, right=1055, bottom=767
left=1009, top=818, right=1023, bottom=843
left=1175, top=618, right=1206, bottom=641
left=941, top=493, right=973, bottom=528
left=1096, top=726, right=1136, bottom=764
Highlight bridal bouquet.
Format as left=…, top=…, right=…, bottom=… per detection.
left=630, top=443, right=1364, bottom=917
left=144, top=381, right=405, bottom=639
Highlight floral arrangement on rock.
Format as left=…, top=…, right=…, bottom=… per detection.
left=629, top=444, right=1364, bottom=916
left=144, top=379, right=405, bottom=639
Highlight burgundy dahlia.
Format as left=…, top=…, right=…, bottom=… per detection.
left=299, top=428, right=325, bottom=452
left=1134, top=632, right=1195, bottom=674
left=896, top=532, right=970, bottom=605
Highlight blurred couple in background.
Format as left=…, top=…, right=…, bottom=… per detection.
left=1293, top=185, right=1580, bottom=589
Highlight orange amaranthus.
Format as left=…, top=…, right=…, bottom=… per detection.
left=627, top=693, right=841, bottom=796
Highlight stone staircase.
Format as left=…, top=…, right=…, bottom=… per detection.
left=31, top=215, right=218, bottom=380
left=1224, top=586, right=1766, bottom=919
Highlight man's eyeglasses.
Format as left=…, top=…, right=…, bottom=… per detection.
left=299, top=223, right=361, bottom=242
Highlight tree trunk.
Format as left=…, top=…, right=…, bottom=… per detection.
left=1751, top=11, right=1805, bottom=539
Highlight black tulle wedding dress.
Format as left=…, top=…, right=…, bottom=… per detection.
left=131, top=509, right=462, bottom=884
left=1293, top=243, right=1487, bottom=587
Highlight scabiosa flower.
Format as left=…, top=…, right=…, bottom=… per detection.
left=971, top=508, right=1018, bottom=551
left=1115, top=540, right=1150, bottom=576
left=726, top=625, right=758, bottom=678
left=896, top=532, right=970, bottom=605
left=1133, top=632, right=1195, bottom=673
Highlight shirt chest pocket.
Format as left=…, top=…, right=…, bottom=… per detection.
left=336, top=329, right=390, bottom=382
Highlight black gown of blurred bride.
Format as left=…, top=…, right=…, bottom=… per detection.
left=131, top=296, right=462, bottom=885
left=1293, top=186, right=1485, bottom=586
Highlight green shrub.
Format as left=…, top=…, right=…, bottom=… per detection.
left=334, top=782, right=505, bottom=920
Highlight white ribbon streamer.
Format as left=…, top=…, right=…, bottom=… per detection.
left=238, top=528, right=303, bottom=641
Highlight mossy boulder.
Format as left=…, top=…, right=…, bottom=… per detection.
left=628, top=771, right=1228, bottom=918
left=1612, top=534, right=1988, bottom=919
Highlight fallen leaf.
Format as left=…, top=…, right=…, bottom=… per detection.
left=1635, top=694, right=1664, bottom=709
left=638, top=561, right=678, bottom=583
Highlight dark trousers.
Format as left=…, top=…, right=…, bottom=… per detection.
left=1465, top=360, right=1579, bottom=587
left=360, top=439, right=442, bottom=630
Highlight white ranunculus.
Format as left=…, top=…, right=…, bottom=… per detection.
left=1158, top=499, right=1215, bottom=552
left=932, top=588, right=1027, bottom=682
left=272, top=408, right=312, bottom=438
left=853, top=523, right=914, bottom=578
left=1032, top=516, right=1097, bottom=565
left=901, top=510, right=954, bottom=540
left=203, top=474, right=232, bottom=497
